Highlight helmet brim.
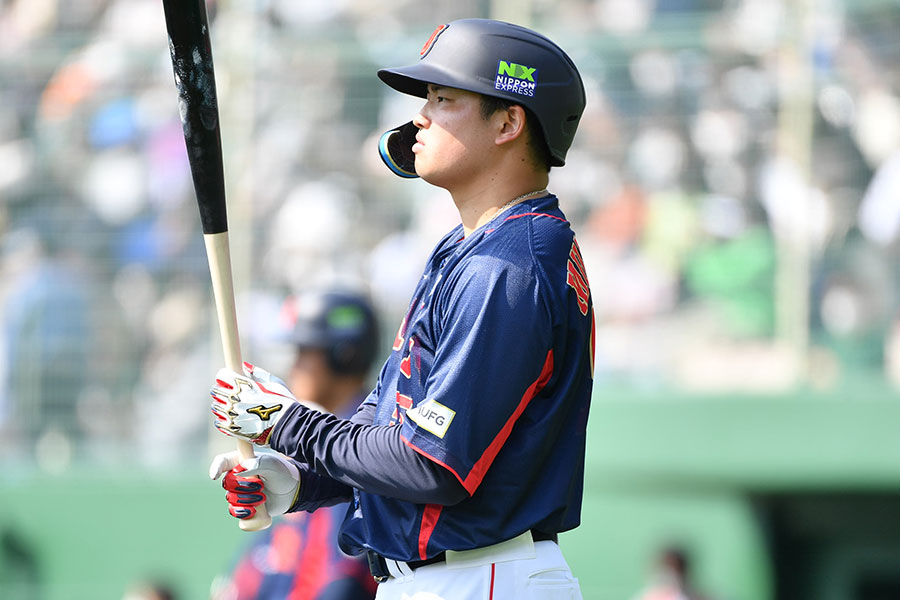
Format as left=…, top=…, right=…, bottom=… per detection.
left=378, top=64, right=474, bottom=99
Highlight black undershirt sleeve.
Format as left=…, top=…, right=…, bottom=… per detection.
left=273, top=402, right=468, bottom=510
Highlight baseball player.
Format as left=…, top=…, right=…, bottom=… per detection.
left=210, top=290, right=380, bottom=600
left=208, top=18, right=593, bottom=599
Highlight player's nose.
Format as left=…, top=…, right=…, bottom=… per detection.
left=413, top=108, right=428, bottom=129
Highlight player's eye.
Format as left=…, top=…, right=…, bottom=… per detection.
left=426, top=86, right=450, bottom=104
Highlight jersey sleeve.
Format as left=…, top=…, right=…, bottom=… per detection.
left=399, top=252, right=554, bottom=495
left=288, top=461, right=355, bottom=512
left=270, top=403, right=468, bottom=506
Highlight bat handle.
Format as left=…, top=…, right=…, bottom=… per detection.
left=205, top=233, right=272, bottom=531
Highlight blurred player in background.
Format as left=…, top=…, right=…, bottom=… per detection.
left=210, top=290, right=380, bottom=600
left=122, top=579, right=177, bottom=600
left=206, top=18, right=593, bottom=599
left=632, top=546, right=713, bottom=600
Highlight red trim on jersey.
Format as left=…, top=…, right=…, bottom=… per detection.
left=566, top=239, right=591, bottom=316
left=502, top=212, right=568, bottom=224
left=394, top=392, right=413, bottom=425
left=462, top=349, right=554, bottom=494
left=395, top=392, right=413, bottom=410
left=400, top=350, right=555, bottom=496
left=399, top=350, right=554, bottom=558
left=392, top=316, right=407, bottom=351
left=569, top=239, right=587, bottom=276
left=400, top=434, right=468, bottom=489
left=418, top=504, right=443, bottom=560
left=489, top=563, right=496, bottom=599
left=567, top=262, right=590, bottom=316
left=400, top=337, right=414, bottom=379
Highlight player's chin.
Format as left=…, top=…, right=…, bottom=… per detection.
left=414, top=157, right=442, bottom=187
left=417, top=170, right=445, bottom=189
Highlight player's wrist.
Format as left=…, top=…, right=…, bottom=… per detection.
left=262, top=401, right=305, bottom=452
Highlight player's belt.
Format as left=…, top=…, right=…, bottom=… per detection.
left=366, top=529, right=558, bottom=583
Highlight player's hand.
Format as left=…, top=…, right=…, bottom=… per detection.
left=210, top=362, right=296, bottom=446
left=209, top=450, right=301, bottom=519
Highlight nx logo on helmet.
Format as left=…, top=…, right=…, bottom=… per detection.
left=495, top=60, right=538, bottom=97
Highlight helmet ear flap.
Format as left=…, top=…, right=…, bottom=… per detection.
left=379, top=121, right=419, bottom=178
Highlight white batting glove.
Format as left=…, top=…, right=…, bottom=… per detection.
left=210, top=362, right=297, bottom=446
left=209, top=450, right=302, bottom=519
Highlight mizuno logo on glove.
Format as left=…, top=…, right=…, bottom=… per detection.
left=247, top=404, right=283, bottom=421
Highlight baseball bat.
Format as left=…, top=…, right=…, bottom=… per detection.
left=161, top=0, right=271, bottom=531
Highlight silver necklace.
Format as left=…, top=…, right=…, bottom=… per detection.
left=496, top=188, right=548, bottom=216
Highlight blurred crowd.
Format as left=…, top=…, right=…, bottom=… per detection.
left=0, top=0, right=898, bottom=471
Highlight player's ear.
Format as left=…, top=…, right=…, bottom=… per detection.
left=495, top=104, right=527, bottom=147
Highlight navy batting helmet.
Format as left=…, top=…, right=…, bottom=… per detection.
left=284, top=290, right=380, bottom=377
left=377, top=18, right=586, bottom=177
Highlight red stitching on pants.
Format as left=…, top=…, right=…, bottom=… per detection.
left=489, top=563, right=496, bottom=599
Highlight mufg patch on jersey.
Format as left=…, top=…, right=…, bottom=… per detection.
left=407, top=399, right=455, bottom=438
left=495, top=60, right=538, bottom=97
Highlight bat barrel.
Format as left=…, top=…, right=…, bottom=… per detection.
left=162, top=0, right=228, bottom=235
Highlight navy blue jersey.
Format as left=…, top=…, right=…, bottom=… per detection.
left=338, top=195, right=594, bottom=561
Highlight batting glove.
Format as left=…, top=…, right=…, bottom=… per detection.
left=209, top=450, right=301, bottom=519
left=210, top=362, right=296, bottom=446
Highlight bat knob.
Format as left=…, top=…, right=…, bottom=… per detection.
left=239, top=511, right=272, bottom=531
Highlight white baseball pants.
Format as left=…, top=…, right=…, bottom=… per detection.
left=374, top=531, right=582, bottom=600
